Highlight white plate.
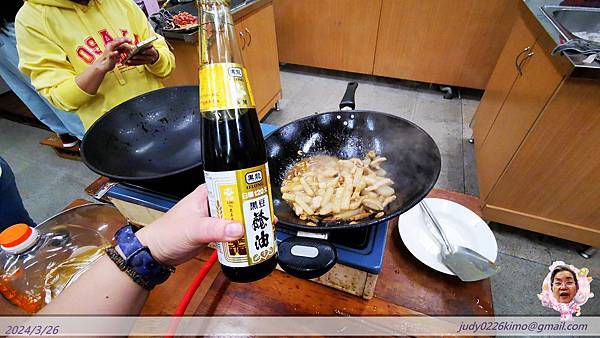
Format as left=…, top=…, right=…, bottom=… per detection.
left=398, top=198, right=497, bottom=275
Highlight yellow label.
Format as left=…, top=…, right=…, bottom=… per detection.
left=199, top=63, right=255, bottom=113
left=205, top=163, right=277, bottom=267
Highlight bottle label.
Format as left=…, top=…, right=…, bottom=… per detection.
left=204, top=163, right=277, bottom=267
left=199, top=62, right=256, bottom=113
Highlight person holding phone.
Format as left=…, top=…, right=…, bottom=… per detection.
left=1, top=0, right=84, bottom=147
left=15, top=0, right=175, bottom=130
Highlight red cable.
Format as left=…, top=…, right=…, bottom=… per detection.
left=165, top=250, right=218, bottom=338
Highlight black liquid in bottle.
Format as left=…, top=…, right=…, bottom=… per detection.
left=199, top=0, right=277, bottom=283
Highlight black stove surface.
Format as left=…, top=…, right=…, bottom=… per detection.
left=120, top=182, right=194, bottom=200
left=328, top=226, right=372, bottom=249
left=278, top=224, right=372, bottom=250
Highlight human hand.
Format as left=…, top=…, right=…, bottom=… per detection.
left=93, top=37, right=131, bottom=74
left=124, top=46, right=159, bottom=66
left=135, top=184, right=244, bottom=266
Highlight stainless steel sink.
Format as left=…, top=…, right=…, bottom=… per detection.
left=231, top=0, right=247, bottom=10
left=541, top=6, right=600, bottom=43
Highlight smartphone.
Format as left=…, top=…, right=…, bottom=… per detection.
left=123, top=36, right=158, bottom=62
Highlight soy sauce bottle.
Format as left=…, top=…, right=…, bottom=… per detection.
left=198, top=0, right=277, bottom=282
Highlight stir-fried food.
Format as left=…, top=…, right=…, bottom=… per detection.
left=281, top=151, right=396, bottom=226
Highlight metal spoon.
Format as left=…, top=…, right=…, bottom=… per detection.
left=419, top=201, right=499, bottom=282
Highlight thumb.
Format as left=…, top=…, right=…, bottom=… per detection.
left=186, top=217, right=244, bottom=244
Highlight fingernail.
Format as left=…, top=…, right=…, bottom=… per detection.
left=225, top=222, right=244, bottom=238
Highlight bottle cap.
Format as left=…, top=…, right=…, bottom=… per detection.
left=0, top=223, right=40, bottom=254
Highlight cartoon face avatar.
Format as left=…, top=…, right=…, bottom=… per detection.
left=551, top=269, right=578, bottom=304
left=538, top=261, right=594, bottom=321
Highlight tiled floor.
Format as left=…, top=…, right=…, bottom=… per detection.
left=0, top=65, right=598, bottom=316
left=0, top=118, right=97, bottom=222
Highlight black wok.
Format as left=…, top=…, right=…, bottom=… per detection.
left=80, top=86, right=204, bottom=195
left=265, top=82, right=441, bottom=279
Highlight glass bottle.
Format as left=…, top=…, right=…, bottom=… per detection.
left=198, top=0, right=277, bottom=282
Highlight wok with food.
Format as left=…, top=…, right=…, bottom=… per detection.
left=264, top=82, right=441, bottom=279
left=266, top=82, right=441, bottom=232
left=155, top=10, right=199, bottom=32
left=281, top=151, right=396, bottom=225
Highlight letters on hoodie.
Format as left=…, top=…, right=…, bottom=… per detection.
left=76, top=29, right=141, bottom=64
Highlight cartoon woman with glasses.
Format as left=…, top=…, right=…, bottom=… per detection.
left=538, top=261, right=594, bottom=321
left=551, top=266, right=578, bottom=304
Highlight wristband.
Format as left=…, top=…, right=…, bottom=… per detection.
left=105, top=246, right=155, bottom=290
left=111, top=225, right=175, bottom=289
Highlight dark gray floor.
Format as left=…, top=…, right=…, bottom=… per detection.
left=0, top=65, right=597, bottom=316
left=0, top=118, right=98, bottom=222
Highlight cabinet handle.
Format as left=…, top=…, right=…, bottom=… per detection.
left=517, top=51, right=534, bottom=75
left=245, top=27, right=252, bottom=47
left=515, top=47, right=531, bottom=76
left=239, top=31, right=246, bottom=50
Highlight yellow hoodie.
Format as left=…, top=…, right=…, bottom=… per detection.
left=16, top=0, right=175, bottom=129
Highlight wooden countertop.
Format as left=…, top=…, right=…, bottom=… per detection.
left=145, top=188, right=494, bottom=317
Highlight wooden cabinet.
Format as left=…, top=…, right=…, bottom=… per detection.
left=473, top=4, right=600, bottom=246
left=162, top=1, right=281, bottom=120
left=373, top=0, right=518, bottom=89
left=273, top=0, right=517, bottom=89
left=162, top=41, right=199, bottom=87
left=235, top=4, right=282, bottom=119
left=472, top=15, right=539, bottom=151
left=484, top=78, right=600, bottom=246
left=475, top=39, right=564, bottom=200
left=273, top=0, right=382, bottom=74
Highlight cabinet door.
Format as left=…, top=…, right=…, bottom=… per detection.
left=161, top=25, right=245, bottom=87
left=238, top=4, right=282, bottom=119
left=475, top=42, right=564, bottom=201
left=473, top=15, right=538, bottom=152
left=484, top=79, right=600, bottom=245
left=273, top=0, right=382, bottom=74
left=234, top=20, right=245, bottom=56
left=373, top=0, right=518, bottom=89
left=162, top=40, right=199, bottom=87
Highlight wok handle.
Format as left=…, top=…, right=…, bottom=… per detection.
left=277, top=236, right=337, bottom=279
left=339, top=82, right=358, bottom=110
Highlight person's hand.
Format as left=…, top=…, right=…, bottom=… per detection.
left=93, top=37, right=131, bottom=74
left=135, top=184, right=244, bottom=266
left=125, top=46, right=160, bottom=66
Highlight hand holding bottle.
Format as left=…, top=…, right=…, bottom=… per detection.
left=135, top=184, right=244, bottom=267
